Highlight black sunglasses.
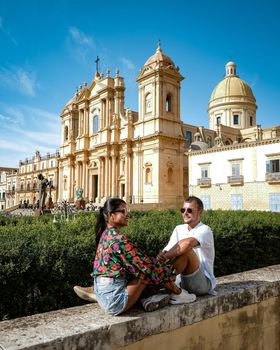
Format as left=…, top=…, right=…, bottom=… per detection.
left=111, top=208, right=129, bottom=215
left=180, top=208, right=193, bottom=214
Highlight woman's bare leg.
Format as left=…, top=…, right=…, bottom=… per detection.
left=123, top=279, right=147, bottom=312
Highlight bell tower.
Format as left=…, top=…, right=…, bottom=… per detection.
left=136, top=41, right=184, bottom=138
left=132, top=43, right=185, bottom=207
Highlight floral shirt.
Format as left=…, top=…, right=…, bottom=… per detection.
left=93, top=227, right=176, bottom=285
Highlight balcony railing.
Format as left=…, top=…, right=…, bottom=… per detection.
left=227, top=175, right=244, bottom=186
left=266, top=172, right=280, bottom=183
left=197, top=178, right=211, bottom=187
left=5, top=190, right=16, bottom=196
left=16, top=187, right=39, bottom=193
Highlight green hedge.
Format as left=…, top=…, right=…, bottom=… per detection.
left=0, top=209, right=279, bottom=320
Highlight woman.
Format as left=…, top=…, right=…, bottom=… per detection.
left=92, top=197, right=196, bottom=316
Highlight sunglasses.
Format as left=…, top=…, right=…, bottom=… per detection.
left=180, top=208, right=193, bottom=214
left=112, top=208, right=129, bottom=215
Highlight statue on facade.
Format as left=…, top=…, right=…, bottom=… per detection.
left=75, top=187, right=85, bottom=209
left=76, top=188, right=84, bottom=200
left=38, top=174, right=49, bottom=211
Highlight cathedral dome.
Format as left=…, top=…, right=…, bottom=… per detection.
left=144, top=41, right=175, bottom=69
left=209, top=61, right=256, bottom=105
left=208, top=61, right=257, bottom=130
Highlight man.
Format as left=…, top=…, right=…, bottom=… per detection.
left=158, top=196, right=216, bottom=300
left=74, top=196, right=215, bottom=303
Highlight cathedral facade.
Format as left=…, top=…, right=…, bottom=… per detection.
left=58, top=43, right=187, bottom=208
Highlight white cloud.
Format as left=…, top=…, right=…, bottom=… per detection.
left=0, top=66, right=38, bottom=96
left=69, top=27, right=94, bottom=48
left=0, top=104, right=60, bottom=167
left=68, top=27, right=96, bottom=64
left=0, top=112, right=18, bottom=125
left=250, top=73, right=259, bottom=88
left=0, top=16, right=18, bottom=45
left=120, top=57, right=136, bottom=70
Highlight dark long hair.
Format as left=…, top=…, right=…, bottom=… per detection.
left=95, top=197, right=126, bottom=245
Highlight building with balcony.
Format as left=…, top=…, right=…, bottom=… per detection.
left=17, top=151, right=59, bottom=208
left=0, top=167, right=18, bottom=211
left=188, top=61, right=280, bottom=211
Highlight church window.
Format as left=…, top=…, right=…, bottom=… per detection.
left=233, top=114, right=239, bottom=125
left=167, top=168, right=173, bottom=183
left=185, top=131, right=192, bottom=147
left=231, top=163, right=241, bottom=177
left=166, top=94, right=172, bottom=112
left=145, top=93, right=152, bottom=113
left=64, top=126, right=69, bottom=141
left=201, top=195, right=211, bottom=210
left=231, top=194, right=243, bottom=210
left=266, top=159, right=280, bottom=173
left=216, top=116, right=221, bottom=125
left=269, top=193, right=280, bottom=212
left=250, top=116, right=253, bottom=126
left=201, top=167, right=209, bottom=179
left=145, top=168, right=152, bottom=184
left=93, top=115, right=99, bottom=134
left=194, top=132, right=201, bottom=142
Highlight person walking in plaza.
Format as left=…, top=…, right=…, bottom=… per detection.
left=158, top=196, right=216, bottom=297
left=75, top=197, right=196, bottom=316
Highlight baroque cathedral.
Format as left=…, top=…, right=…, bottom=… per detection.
left=58, top=42, right=186, bottom=207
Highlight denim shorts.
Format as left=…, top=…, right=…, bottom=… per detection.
left=179, top=265, right=212, bottom=296
left=94, top=276, right=128, bottom=316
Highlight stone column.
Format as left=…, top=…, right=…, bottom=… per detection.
left=68, top=162, right=72, bottom=202
left=125, top=152, right=131, bottom=202
left=85, top=108, right=89, bottom=136
left=88, top=168, right=92, bottom=201
left=106, top=98, right=109, bottom=127
left=102, top=100, right=106, bottom=128
left=98, top=157, right=103, bottom=200
left=104, top=155, right=109, bottom=198
left=111, top=155, right=117, bottom=197
left=83, top=160, right=87, bottom=200
left=58, top=165, right=64, bottom=202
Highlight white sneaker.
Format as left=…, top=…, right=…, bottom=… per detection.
left=170, top=289, right=196, bottom=304
left=73, top=286, right=97, bottom=303
left=141, top=294, right=170, bottom=312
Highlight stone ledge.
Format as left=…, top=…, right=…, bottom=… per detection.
left=0, top=265, right=280, bottom=350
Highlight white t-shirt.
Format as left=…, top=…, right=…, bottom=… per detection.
left=164, top=222, right=216, bottom=290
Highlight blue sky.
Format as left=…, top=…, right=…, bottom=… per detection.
left=0, top=0, right=279, bottom=167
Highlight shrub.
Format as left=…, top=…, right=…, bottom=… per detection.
left=0, top=209, right=279, bottom=320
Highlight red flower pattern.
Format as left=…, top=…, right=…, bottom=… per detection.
left=92, top=227, right=175, bottom=285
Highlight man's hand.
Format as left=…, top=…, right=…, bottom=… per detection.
left=157, top=250, right=168, bottom=263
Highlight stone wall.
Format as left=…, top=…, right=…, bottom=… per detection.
left=0, top=265, right=279, bottom=350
